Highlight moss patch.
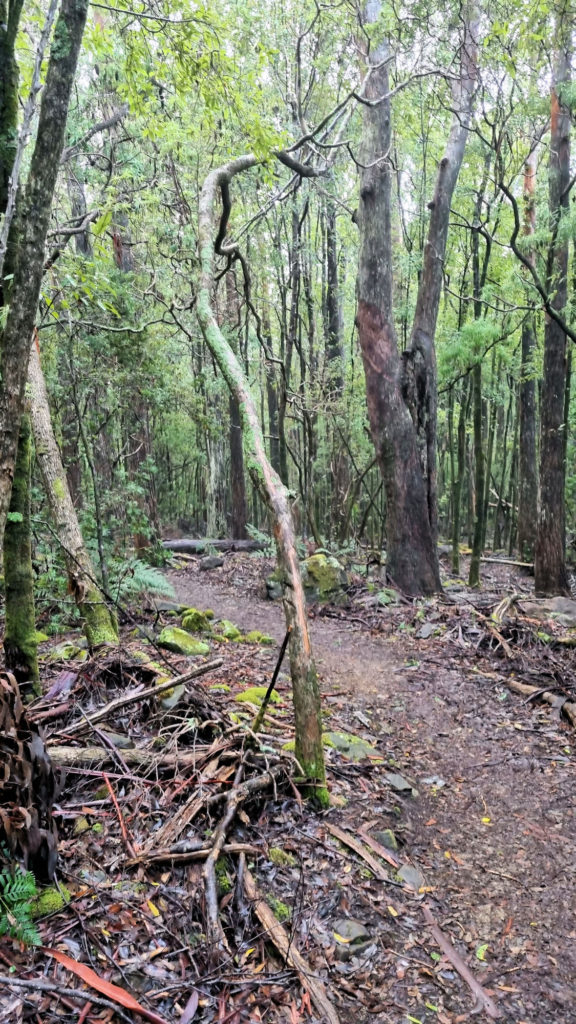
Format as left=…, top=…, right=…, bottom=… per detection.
left=158, top=627, right=210, bottom=656
left=240, top=630, right=275, bottom=645
left=322, top=731, right=383, bottom=763
left=266, top=895, right=291, bottom=923
left=269, top=847, right=297, bottom=868
left=235, top=686, right=281, bottom=706
left=217, top=619, right=242, bottom=640
left=30, top=884, right=71, bottom=918
left=181, top=608, right=213, bottom=633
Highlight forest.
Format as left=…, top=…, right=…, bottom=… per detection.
left=1, top=0, right=576, bottom=1022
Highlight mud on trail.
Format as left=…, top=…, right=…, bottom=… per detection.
left=169, top=554, right=576, bottom=1024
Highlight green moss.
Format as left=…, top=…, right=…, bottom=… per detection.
left=235, top=686, right=281, bottom=706
left=215, top=857, right=232, bottom=895
left=240, top=630, right=275, bottom=645
left=158, top=627, right=210, bottom=656
left=30, top=884, right=71, bottom=918
left=269, top=847, right=297, bottom=867
left=322, top=731, right=383, bottom=763
left=209, top=683, right=231, bottom=692
left=266, top=895, right=291, bottom=923
left=181, top=608, right=213, bottom=633
left=80, top=590, right=119, bottom=649
left=217, top=619, right=242, bottom=640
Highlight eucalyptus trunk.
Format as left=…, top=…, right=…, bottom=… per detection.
left=535, top=26, right=571, bottom=596
left=517, top=149, right=539, bottom=561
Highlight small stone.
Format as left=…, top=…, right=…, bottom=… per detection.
left=323, top=731, right=383, bottom=763
left=199, top=556, right=224, bottom=570
left=332, top=917, right=371, bottom=945
left=383, top=772, right=418, bottom=795
left=218, top=619, right=242, bottom=640
left=374, top=829, right=399, bottom=851
left=417, top=622, right=436, bottom=639
left=397, top=863, right=425, bottom=891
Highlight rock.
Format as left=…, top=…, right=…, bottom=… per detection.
left=218, top=619, right=242, bottom=640
left=199, top=555, right=224, bottom=570
left=382, top=772, right=418, bottom=796
left=99, top=731, right=135, bottom=749
left=45, top=639, right=88, bottom=663
left=181, top=607, right=213, bottom=633
left=397, top=863, right=425, bottom=891
left=322, top=731, right=383, bottom=762
left=521, top=596, right=576, bottom=627
left=374, top=828, right=398, bottom=851
left=417, top=622, right=436, bottom=639
left=146, top=599, right=185, bottom=614
left=158, top=627, right=210, bottom=656
left=266, top=552, right=350, bottom=604
left=332, top=917, right=375, bottom=961
left=376, top=588, right=400, bottom=606
left=302, top=552, right=349, bottom=604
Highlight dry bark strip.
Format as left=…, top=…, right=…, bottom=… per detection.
left=203, top=766, right=244, bottom=954
left=501, top=677, right=576, bottom=727
left=129, top=841, right=258, bottom=866
left=55, top=660, right=223, bottom=737
left=422, top=905, right=501, bottom=1019
left=325, top=822, right=394, bottom=880
left=243, top=866, right=340, bottom=1024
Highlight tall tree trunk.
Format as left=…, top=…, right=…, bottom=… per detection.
left=28, top=340, right=118, bottom=648
left=535, top=23, right=571, bottom=596
left=196, top=155, right=327, bottom=804
left=0, top=0, right=90, bottom=542
left=226, top=271, right=247, bottom=539
left=517, top=149, right=539, bottom=560
left=405, top=6, right=479, bottom=545
left=355, top=5, right=440, bottom=595
left=4, top=408, right=40, bottom=692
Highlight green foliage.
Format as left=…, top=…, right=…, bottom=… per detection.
left=0, top=861, right=41, bottom=946
left=107, top=558, right=176, bottom=603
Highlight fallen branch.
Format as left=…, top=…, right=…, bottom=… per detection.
left=422, top=904, right=501, bottom=1019
left=480, top=557, right=533, bottom=568
left=243, top=866, right=341, bottom=1024
left=46, top=745, right=212, bottom=768
left=501, top=677, right=576, bottom=728
left=129, top=841, right=259, bottom=866
left=0, top=976, right=134, bottom=1024
left=55, top=660, right=223, bottom=737
left=203, top=765, right=244, bottom=955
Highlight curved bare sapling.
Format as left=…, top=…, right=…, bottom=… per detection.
left=195, top=154, right=328, bottom=804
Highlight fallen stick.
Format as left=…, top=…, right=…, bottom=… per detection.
left=422, top=904, right=501, bottom=1019
left=501, top=677, right=576, bottom=728
left=129, top=841, right=258, bottom=866
left=203, top=766, right=244, bottom=954
left=325, top=822, right=393, bottom=881
left=243, top=867, right=340, bottom=1024
left=55, top=660, right=223, bottom=737
left=357, top=826, right=401, bottom=869
left=46, top=745, right=211, bottom=768
left=480, top=557, right=533, bottom=568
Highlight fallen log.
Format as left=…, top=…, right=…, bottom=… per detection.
left=501, top=677, right=576, bottom=728
left=46, top=745, right=211, bottom=768
left=163, top=538, right=265, bottom=553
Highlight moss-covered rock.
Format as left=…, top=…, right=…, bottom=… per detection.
left=269, top=847, right=297, bottom=868
left=158, top=627, right=210, bottom=656
left=181, top=607, right=213, bottom=633
left=302, top=552, right=349, bottom=603
left=240, top=630, right=275, bottom=645
left=217, top=619, right=242, bottom=640
left=235, top=686, right=281, bottom=706
left=30, top=884, right=71, bottom=918
left=44, top=638, right=88, bottom=662
left=322, top=731, right=383, bottom=763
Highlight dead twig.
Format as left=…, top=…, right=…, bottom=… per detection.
left=325, top=821, right=395, bottom=880
left=422, top=904, right=501, bottom=1019
left=203, top=765, right=245, bottom=955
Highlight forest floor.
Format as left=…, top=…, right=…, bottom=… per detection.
left=166, top=552, right=576, bottom=1024
left=3, top=551, right=576, bottom=1024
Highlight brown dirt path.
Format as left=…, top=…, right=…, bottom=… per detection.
left=168, top=561, right=576, bottom=1024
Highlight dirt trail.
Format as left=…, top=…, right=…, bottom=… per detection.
left=169, top=563, right=576, bottom=1023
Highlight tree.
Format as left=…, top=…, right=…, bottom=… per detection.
left=534, top=10, right=572, bottom=596
left=355, top=2, right=478, bottom=595
left=0, top=0, right=90, bottom=543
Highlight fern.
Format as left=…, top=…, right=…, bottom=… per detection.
left=0, top=863, right=41, bottom=946
left=107, top=557, right=176, bottom=602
